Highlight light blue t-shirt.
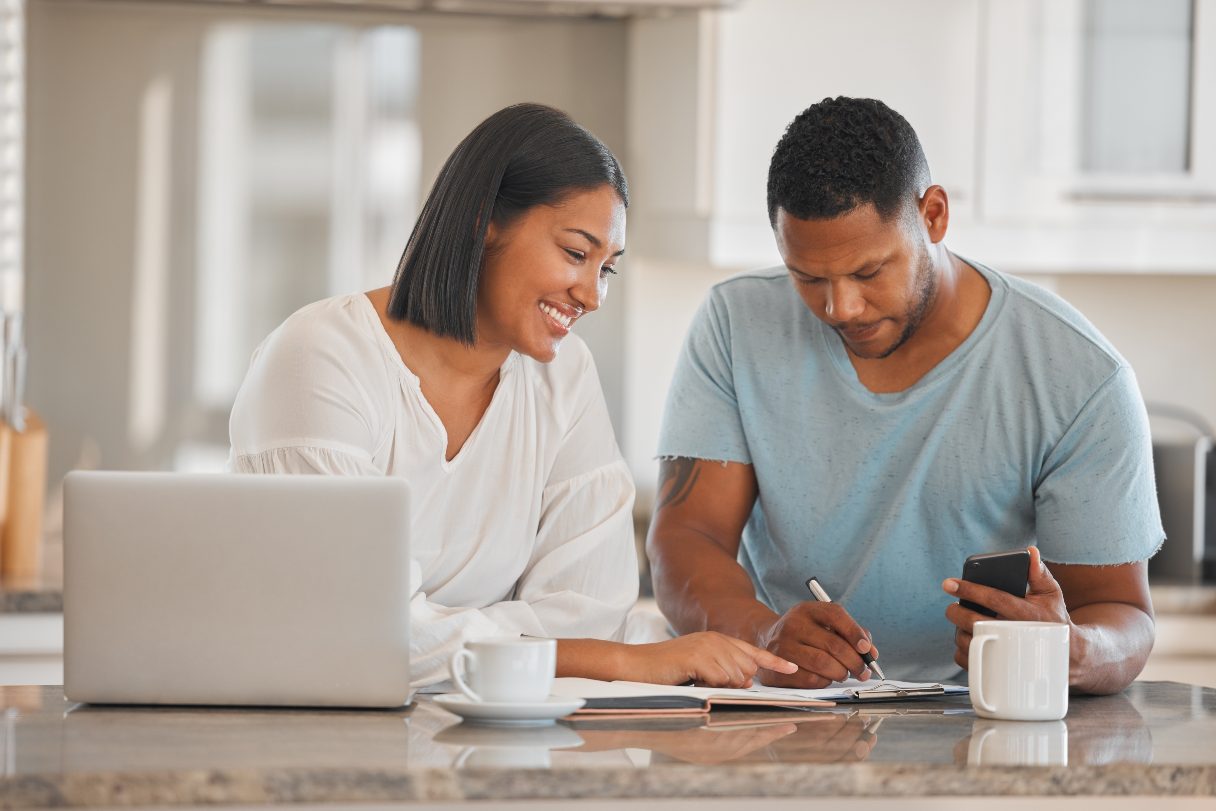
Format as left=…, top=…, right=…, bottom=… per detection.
left=657, top=260, right=1164, bottom=682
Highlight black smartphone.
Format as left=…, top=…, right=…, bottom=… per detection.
left=959, top=549, right=1031, bottom=617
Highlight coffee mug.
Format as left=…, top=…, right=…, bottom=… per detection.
left=967, top=719, right=1068, bottom=766
left=449, top=637, right=556, bottom=704
left=969, top=620, right=1069, bottom=721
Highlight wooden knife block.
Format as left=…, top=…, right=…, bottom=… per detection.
left=0, top=410, right=48, bottom=579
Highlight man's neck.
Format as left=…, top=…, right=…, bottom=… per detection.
left=848, top=251, right=991, bottom=394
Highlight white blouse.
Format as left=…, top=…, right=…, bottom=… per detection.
left=227, top=294, right=639, bottom=688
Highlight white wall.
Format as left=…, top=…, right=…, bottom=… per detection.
left=25, top=0, right=1216, bottom=515
left=1026, top=273, right=1216, bottom=440
left=25, top=1, right=629, bottom=486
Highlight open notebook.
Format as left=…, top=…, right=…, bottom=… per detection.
left=553, top=677, right=968, bottom=717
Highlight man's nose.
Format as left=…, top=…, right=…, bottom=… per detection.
left=825, top=280, right=864, bottom=321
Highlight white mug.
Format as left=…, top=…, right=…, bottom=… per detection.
left=967, top=719, right=1068, bottom=766
left=969, top=620, right=1069, bottom=721
left=449, top=637, right=556, bottom=704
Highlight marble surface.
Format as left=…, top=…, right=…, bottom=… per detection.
left=0, top=681, right=1212, bottom=807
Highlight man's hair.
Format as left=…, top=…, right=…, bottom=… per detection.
left=388, top=103, right=628, bottom=345
left=766, top=96, right=930, bottom=225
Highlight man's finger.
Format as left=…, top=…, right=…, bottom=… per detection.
left=1026, top=546, right=1060, bottom=596
left=943, top=578, right=1030, bottom=618
left=794, top=642, right=852, bottom=683
left=944, top=601, right=992, bottom=636
left=814, top=603, right=873, bottom=654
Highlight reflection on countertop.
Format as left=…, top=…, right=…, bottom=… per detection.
left=0, top=682, right=1212, bottom=806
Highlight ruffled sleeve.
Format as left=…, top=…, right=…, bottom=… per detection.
left=476, top=343, right=639, bottom=645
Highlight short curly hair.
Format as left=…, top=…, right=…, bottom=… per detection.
left=767, top=97, right=930, bottom=225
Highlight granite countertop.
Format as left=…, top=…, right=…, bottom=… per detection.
left=0, top=681, right=1211, bottom=807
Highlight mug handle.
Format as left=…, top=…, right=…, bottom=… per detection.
left=970, top=633, right=998, bottom=715
left=449, top=649, right=482, bottom=703
left=969, top=724, right=996, bottom=765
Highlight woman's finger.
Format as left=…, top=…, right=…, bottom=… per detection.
left=725, top=634, right=799, bottom=673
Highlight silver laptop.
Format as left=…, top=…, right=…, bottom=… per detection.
left=64, top=472, right=413, bottom=708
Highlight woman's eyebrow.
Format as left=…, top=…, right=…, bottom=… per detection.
left=563, top=228, right=626, bottom=257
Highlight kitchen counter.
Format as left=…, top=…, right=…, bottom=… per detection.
left=2, top=580, right=1213, bottom=619
left=0, top=543, right=63, bottom=614
left=0, top=575, right=61, bottom=615
left=0, top=681, right=1212, bottom=808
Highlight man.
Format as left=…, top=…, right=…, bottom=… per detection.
left=647, top=96, right=1161, bottom=695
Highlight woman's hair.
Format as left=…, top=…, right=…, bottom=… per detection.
left=388, top=103, right=629, bottom=344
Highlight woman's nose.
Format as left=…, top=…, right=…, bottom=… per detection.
left=572, top=270, right=605, bottom=313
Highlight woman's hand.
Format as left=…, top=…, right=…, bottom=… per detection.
left=623, top=631, right=798, bottom=688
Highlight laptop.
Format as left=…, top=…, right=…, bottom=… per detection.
left=63, top=471, right=413, bottom=708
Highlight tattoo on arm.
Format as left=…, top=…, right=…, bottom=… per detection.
left=657, top=457, right=700, bottom=510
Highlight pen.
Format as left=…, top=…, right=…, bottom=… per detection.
left=805, top=577, right=887, bottom=681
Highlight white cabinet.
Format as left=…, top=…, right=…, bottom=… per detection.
left=1140, top=614, right=1216, bottom=688
left=627, top=0, right=980, bottom=268
left=626, top=0, right=1216, bottom=273
left=955, top=0, right=1216, bottom=274
left=0, top=614, right=63, bottom=686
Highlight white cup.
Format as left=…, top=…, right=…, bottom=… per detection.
left=967, top=719, right=1068, bottom=766
left=449, top=637, right=556, bottom=704
left=969, top=620, right=1069, bottom=721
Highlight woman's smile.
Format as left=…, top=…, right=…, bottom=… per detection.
left=539, top=300, right=580, bottom=335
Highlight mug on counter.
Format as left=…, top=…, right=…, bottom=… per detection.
left=968, top=620, right=1069, bottom=721
left=449, top=637, right=557, bottom=704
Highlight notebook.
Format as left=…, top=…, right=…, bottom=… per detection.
left=552, top=677, right=967, bottom=717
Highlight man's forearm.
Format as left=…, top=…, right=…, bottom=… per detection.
left=1068, top=602, right=1156, bottom=695
left=650, top=529, right=780, bottom=646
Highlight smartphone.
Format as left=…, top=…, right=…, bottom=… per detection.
left=959, top=549, right=1031, bottom=617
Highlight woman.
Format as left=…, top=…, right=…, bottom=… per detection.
left=228, top=103, right=795, bottom=689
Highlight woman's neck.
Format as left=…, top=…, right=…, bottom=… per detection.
left=366, top=288, right=508, bottom=391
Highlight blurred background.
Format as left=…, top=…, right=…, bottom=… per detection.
left=7, top=0, right=1216, bottom=587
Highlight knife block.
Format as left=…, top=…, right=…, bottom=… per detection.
left=1, top=410, right=47, bottom=579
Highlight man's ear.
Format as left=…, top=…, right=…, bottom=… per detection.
left=918, top=185, right=950, bottom=244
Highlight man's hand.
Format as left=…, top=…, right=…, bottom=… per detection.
left=943, top=546, right=1155, bottom=694
left=943, top=546, right=1072, bottom=672
left=755, top=601, right=879, bottom=688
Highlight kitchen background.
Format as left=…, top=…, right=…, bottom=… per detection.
left=3, top=0, right=1215, bottom=682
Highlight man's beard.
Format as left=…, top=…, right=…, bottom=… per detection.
left=871, top=245, right=938, bottom=360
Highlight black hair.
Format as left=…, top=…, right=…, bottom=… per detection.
left=388, top=102, right=628, bottom=345
left=766, top=96, right=930, bottom=225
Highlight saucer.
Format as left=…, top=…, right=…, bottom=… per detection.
left=433, top=694, right=586, bottom=726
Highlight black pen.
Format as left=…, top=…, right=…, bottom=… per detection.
left=805, top=577, right=887, bottom=681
